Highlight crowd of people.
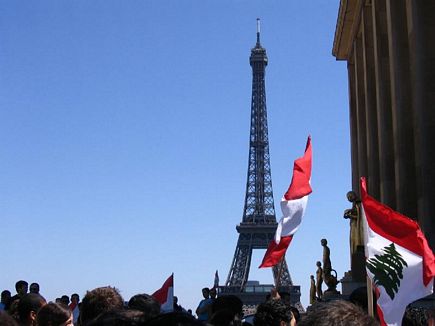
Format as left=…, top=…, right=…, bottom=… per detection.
left=0, top=279, right=381, bottom=325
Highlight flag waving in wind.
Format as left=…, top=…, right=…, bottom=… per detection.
left=361, top=177, right=435, bottom=326
left=260, top=136, right=312, bottom=268
left=152, top=274, right=174, bottom=312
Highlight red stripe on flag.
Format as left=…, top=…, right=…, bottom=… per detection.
left=361, top=178, right=435, bottom=285
left=284, top=136, right=312, bottom=201
left=152, top=274, right=173, bottom=305
left=259, top=236, right=293, bottom=268
left=374, top=286, right=387, bottom=326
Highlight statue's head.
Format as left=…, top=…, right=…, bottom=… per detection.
left=321, top=238, right=327, bottom=246
left=310, top=275, right=314, bottom=279
left=347, top=191, right=357, bottom=202
left=316, top=261, right=321, bottom=267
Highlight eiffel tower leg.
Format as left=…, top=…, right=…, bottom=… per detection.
left=272, top=258, right=293, bottom=287
left=226, top=238, right=253, bottom=291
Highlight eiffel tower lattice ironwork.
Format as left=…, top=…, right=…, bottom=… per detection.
left=222, top=20, right=301, bottom=307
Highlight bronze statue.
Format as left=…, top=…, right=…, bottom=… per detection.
left=344, top=191, right=364, bottom=256
left=315, top=261, right=323, bottom=299
left=321, top=238, right=332, bottom=276
left=321, top=238, right=339, bottom=294
left=310, top=275, right=316, bottom=304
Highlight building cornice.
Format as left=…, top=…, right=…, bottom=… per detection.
left=332, top=0, right=364, bottom=60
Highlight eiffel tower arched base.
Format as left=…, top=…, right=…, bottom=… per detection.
left=218, top=283, right=303, bottom=314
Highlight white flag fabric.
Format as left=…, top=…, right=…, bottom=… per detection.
left=360, top=178, right=435, bottom=326
left=152, top=274, right=174, bottom=313
left=259, top=136, right=312, bottom=268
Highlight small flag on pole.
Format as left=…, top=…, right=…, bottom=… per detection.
left=360, top=177, right=435, bottom=326
left=260, top=136, right=312, bottom=268
left=152, top=274, right=174, bottom=313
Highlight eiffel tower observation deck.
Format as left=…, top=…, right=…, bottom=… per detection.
left=220, top=19, right=302, bottom=310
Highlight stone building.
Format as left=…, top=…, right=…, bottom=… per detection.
left=332, top=0, right=435, bottom=251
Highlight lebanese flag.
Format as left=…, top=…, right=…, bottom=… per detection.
left=260, top=136, right=312, bottom=268
left=152, top=274, right=174, bottom=312
left=360, top=177, right=435, bottom=326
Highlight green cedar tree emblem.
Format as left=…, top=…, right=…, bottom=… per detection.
left=366, top=243, right=408, bottom=300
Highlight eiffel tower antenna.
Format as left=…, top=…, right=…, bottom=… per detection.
left=220, top=20, right=302, bottom=310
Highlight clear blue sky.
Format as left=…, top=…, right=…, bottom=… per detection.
left=1, top=1, right=351, bottom=311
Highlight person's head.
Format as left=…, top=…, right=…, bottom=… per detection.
left=201, top=288, right=210, bottom=299
left=209, top=309, right=242, bottom=326
left=427, top=307, right=435, bottom=326
left=17, top=293, right=46, bottom=325
left=210, top=288, right=217, bottom=299
left=37, top=302, right=72, bottom=326
left=0, top=310, right=18, bottom=326
left=60, top=295, right=70, bottom=306
left=79, top=286, right=124, bottom=325
left=29, top=283, right=40, bottom=294
left=254, top=300, right=293, bottom=326
left=1, top=290, right=11, bottom=304
left=347, top=191, right=357, bottom=202
left=310, top=275, right=314, bottom=280
left=211, top=295, right=243, bottom=325
left=15, top=280, right=28, bottom=296
left=70, top=293, right=80, bottom=304
left=145, top=312, right=205, bottom=326
left=320, top=239, right=327, bottom=246
left=298, top=300, right=379, bottom=326
left=212, top=295, right=243, bottom=316
left=316, top=261, right=321, bottom=268
left=86, top=309, right=145, bottom=326
left=289, top=306, right=300, bottom=324
left=127, top=294, right=160, bottom=321
left=278, top=292, right=291, bottom=305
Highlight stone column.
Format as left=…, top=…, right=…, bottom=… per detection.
left=362, top=5, right=380, bottom=200
left=354, top=33, right=368, bottom=189
left=372, top=0, right=396, bottom=209
left=406, top=0, right=435, bottom=250
left=347, top=61, right=359, bottom=194
left=386, top=0, right=417, bottom=219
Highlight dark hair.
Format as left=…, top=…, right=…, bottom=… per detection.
left=15, top=280, right=28, bottom=292
left=1, top=290, right=11, bottom=301
left=212, top=295, right=243, bottom=316
left=209, top=309, right=241, bottom=326
left=0, top=311, right=18, bottom=326
left=289, top=306, right=300, bottom=323
left=202, top=288, right=210, bottom=292
left=79, top=286, right=124, bottom=324
left=127, top=294, right=160, bottom=321
left=298, top=300, right=379, bottom=326
left=86, top=309, right=145, bottom=326
left=254, top=300, right=293, bottom=326
left=29, top=283, right=40, bottom=293
left=145, top=312, right=205, bottom=326
left=17, top=293, right=46, bottom=321
left=37, top=302, right=71, bottom=326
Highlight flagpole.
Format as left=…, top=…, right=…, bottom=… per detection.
left=366, top=275, right=374, bottom=317
left=276, top=256, right=285, bottom=289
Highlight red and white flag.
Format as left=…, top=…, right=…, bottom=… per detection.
left=260, top=136, right=312, bottom=268
left=152, top=274, right=174, bottom=313
left=361, top=178, right=435, bottom=326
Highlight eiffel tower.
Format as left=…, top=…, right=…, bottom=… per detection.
left=221, top=20, right=301, bottom=308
